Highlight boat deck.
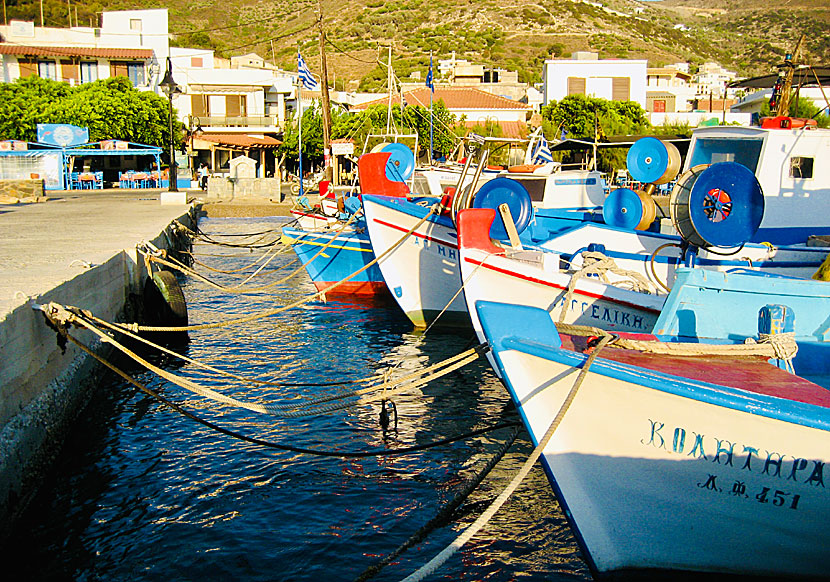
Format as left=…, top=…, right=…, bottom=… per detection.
left=560, top=334, right=830, bottom=409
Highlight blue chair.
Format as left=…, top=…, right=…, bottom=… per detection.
left=70, top=172, right=81, bottom=190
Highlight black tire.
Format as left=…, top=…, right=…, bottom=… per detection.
left=149, top=270, right=188, bottom=326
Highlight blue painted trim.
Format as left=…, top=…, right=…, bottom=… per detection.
left=754, top=226, right=830, bottom=246
left=501, top=335, right=830, bottom=431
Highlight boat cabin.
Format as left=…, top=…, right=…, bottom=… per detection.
left=683, top=121, right=830, bottom=244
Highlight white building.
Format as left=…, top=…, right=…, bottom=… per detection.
left=646, top=67, right=695, bottom=112
left=692, top=61, right=738, bottom=98
left=0, top=10, right=169, bottom=89
left=542, top=52, right=647, bottom=108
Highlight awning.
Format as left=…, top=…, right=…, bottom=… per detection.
left=728, top=66, right=830, bottom=89
left=194, top=134, right=282, bottom=150
left=0, top=44, right=154, bottom=59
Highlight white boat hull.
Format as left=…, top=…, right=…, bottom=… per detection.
left=489, top=326, right=830, bottom=577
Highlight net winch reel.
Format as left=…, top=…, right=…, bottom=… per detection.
left=668, top=161, right=764, bottom=264
left=603, top=137, right=682, bottom=231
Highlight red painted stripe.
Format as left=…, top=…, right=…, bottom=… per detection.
left=313, top=280, right=389, bottom=296
left=372, top=217, right=459, bottom=250
left=464, top=256, right=661, bottom=314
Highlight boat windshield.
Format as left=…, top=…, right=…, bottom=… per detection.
left=687, top=137, right=764, bottom=172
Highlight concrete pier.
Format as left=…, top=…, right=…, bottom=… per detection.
left=0, top=189, right=197, bottom=541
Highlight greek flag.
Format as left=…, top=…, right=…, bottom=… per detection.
left=297, top=52, right=319, bottom=91
left=532, top=133, right=554, bottom=164
left=426, top=55, right=434, bottom=92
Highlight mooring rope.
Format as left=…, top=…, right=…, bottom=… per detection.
left=355, top=424, right=521, bottom=582
left=400, top=334, right=616, bottom=582
left=121, top=201, right=446, bottom=333
left=50, top=323, right=518, bottom=458
left=39, top=302, right=487, bottom=417
left=140, top=213, right=361, bottom=294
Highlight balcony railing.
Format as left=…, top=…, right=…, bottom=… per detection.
left=200, top=116, right=279, bottom=128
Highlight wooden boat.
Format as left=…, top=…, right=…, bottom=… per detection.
left=476, top=298, right=830, bottom=579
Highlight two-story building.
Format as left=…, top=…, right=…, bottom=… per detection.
left=541, top=52, right=647, bottom=109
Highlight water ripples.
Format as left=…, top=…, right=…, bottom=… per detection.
left=1, top=216, right=592, bottom=581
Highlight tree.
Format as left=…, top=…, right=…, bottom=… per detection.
left=541, top=94, right=650, bottom=172
left=0, top=76, right=182, bottom=147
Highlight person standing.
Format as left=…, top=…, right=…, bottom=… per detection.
left=197, top=164, right=208, bottom=191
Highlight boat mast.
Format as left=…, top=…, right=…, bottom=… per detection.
left=317, top=0, right=333, bottom=178
left=774, top=34, right=805, bottom=117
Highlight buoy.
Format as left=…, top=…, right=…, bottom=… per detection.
left=380, top=143, right=415, bottom=182
left=603, top=188, right=657, bottom=231
left=144, top=270, right=188, bottom=327
left=670, top=162, right=764, bottom=249
left=471, top=177, right=533, bottom=240
left=627, top=137, right=682, bottom=185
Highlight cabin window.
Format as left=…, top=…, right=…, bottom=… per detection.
left=688, top=137, right=763, bottom=173
left=790, top=156, right=814, bottom=179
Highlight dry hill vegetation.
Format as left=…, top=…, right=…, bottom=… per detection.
left=5, top=0, right=829, bottom=89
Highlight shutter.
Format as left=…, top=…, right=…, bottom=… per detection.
left=567, top=77, right=586, bottom=96
left=18, top=59, right=36, bottom=77
left=61, top=60, right=80, bottom=84
left=191, top=94, right=209, bottom=117
left=612, top=77, right=630, bottom=101
left=110, top=61, right=129, bottom=78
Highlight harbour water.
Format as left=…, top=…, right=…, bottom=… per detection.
left=1, top=216, right=591, bottom=581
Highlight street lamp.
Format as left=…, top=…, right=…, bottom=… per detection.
left=159, top=57, right=182, bottom=192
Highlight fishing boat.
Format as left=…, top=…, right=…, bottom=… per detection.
left=363, top=138, right=608, bottom=328
left=476, top=298, right=830, bottom=579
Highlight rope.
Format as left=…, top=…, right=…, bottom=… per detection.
left=140, top=214, right=360, bottom=295
left=59, top=323, right=520, bottom=458
left=40, top=303, right=487, bottom=418
left=553, top=320, right=797, bottom=359
left=400, top=334, right=616, bottom=582
left=122, top=201, right=446, bottom=333
left=559, top=250, right=655, bottom=323
left=354, top=424, right=521, bottom=581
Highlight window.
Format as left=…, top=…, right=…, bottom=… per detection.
left=612, top=77, right=630, bottom=101
left=688, top=138, right=764, bottom=173
left=18, top=59, right=37, bottom=77
left=191, top=94, right=209, bottom=117
left=653, top=100, right=666, bottom=113
left=129, top=19, right=142, bottom=31
left=225, top=95, right=247, bottom=117
left=110, top=61, right=145, bottom=86
left=38, top=61, right=57, bottom=80
left=790, top=156, right=814, bottom=179
left=80, top=62, right=98, bottom=83
left=567, top=77, right=586, bottom=96
left=191, top=57, right=203, bottom=67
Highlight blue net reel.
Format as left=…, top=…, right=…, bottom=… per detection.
left=380, top=142, right=415, bottom=182
left=670, top=162, right=764, bottom=249
left=472, top=177, right=533, bottom=240
left=627, top=137, right=682, bottom=185
left=603, top=187, right=657, bottom=231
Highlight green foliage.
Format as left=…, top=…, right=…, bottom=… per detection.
left=0, top=76, right=182, bottom=146
left=541, top=94, right=650, bottom=172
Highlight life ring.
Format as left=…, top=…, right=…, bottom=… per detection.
left=507, top=164, right=543, bottom=173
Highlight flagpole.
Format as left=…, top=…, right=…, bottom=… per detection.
left=429, top=52, right=433, bottom=166
left=297, top=57, right=304, bottom=199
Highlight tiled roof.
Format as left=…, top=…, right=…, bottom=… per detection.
left=0, top=44, right=154, bottom=59
left=197, top=133, right=282, bottom=149
left=463, top=120, right=528, bottom=139
left=353, top=87, right=529, bottom=111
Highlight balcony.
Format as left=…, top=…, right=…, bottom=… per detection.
left=198, top=115, right=280, bottom=129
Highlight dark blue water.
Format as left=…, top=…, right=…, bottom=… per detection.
left=2, top=217, right=591, bottom=581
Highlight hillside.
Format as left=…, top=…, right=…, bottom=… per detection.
left=4, top=0, right=829, bottom=90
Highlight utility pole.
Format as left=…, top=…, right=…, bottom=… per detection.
left=317, top=0, right=332, bottom=179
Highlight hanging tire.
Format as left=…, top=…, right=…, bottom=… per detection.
left=144, top=270, right=188, bottom=327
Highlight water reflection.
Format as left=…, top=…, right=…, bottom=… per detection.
left=0, top=216, right=590, bottom=581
